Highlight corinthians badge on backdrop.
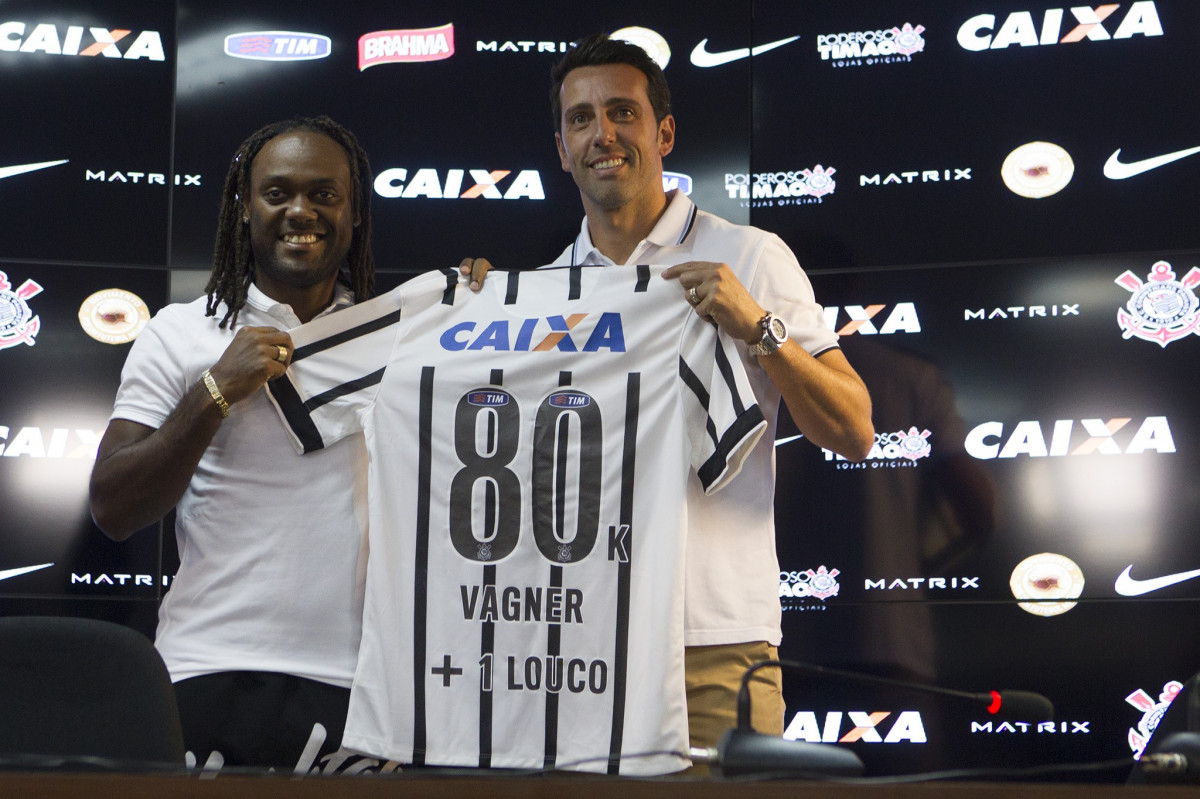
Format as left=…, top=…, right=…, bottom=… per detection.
left=1116, top=261, right=1200, bottom=347
left=0, top=271, right=44, bottom=351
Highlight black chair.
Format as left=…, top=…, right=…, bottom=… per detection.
left=0, top=615, right=185, bottom=770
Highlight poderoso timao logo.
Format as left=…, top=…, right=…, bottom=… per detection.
left=1115, top=261, right=1200, bottom=347
left=0, top=271, right=43, bottom=351
left=817, top=22, right=926, bottom=68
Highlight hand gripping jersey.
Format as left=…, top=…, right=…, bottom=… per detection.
left=267, top=265, right=766, bottom=774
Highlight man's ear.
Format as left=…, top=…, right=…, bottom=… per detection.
left=555, top=132, right=571, bottom=173
left=658, top=114, right=676, bottom=157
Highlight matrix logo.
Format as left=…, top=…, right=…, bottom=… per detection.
left=725, top=167, right=835, bottom=206
left=817, top=22, right=926, bottom=67
left=359, top=24, right=453, bottom=70
left=965, top=303, right=1079, bottom=321
left=0, top=21, right=165, bottom=60
left=965, top=417, right=1175, bottom=460
left=86, top=169, right=201, bottom=187
left=1115, top=261, right=1200, bottom=347
left=439, top=314, right=626, bottom=353
left=958, top=2, right=1162, bottom=51
left=824, top=427, right=931, bottom=468
left=823, top=303, right=920, bottom=336
left=374, top=168, right=544, bottom=200
left=0, top=271, right=43, bottom=351
left=224, top=31, right=331, bottom=61
left=785, top=711, right=927, bottom=743
left=0, top=425, right=104, bottom=458
left=866, top=576, right=979, bottom=591
left=860, top=168, right=971, bottom=188
left=972, top=721, right=1090, bottom=734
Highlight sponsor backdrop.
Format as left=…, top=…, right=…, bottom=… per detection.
left=1, top=0, right=1198, bottom=779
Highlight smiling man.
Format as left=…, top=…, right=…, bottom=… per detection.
left=547, top=35, right=875, bottom=756
left=88, top=117, right=377, bottom=769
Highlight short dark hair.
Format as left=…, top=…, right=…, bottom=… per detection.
left=206, top=115, right=375, bottom=328
left=549, top=33, right=671, bottom=131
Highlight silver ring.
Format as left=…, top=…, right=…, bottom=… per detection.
left=688, top=286, right=700, bottom=305
left=276, top=345, right=289, bottom=362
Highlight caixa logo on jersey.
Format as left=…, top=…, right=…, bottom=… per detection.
left=824, top=302, right=921, bottom=336
left=0, top=21, right=165, bottom=61
left=0, top=272, right=43, bottom=350
left=824, top=426, right=931, bottom=468
left=1115, top=261, right=1200, bottom=347
left=965, top=416, right=1175, bottom=460
left=224, top=31, right=331, bottom=61
left=958, top=2, right=1162, bottom=52
left=785, top=710, right=927, bottom=744
left=440, top=313, right=626, bottom=353
left=374, top=168, right=544, bottom=200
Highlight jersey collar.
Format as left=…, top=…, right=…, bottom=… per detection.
left=570, top=189, right=698, bottom=265
left=245, top=282, right=354, bottom=327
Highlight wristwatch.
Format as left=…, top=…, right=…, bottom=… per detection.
left=747, top=312, right=788, bottom=357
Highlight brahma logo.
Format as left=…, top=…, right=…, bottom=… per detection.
left=1127, top=680, right=1182, bottom=759
left=817, top=22, right=926, bottom=67
left=824, top=303, right=921, bottom=336
left=0, top=21, right=165, bottom=61
left=1115, top=261, right=1200, bottom=347
left=439, top=313, right=626, bottom=353
left=965, top=417, right=1175, bottom=460
left=224, top=31, right=331, bottom=61
left=0, top=425, right=104, bottom=458
left=824, top=427, right=931, bottom=469
left=958, top=2, right=1162, bottom=51
left=359, top=24, right=453, bottom=70
left=374, top=168, right=544, bottom=200
left=785, top=711, right=927, bottom=743
left=0, top=271, right=42, bottom=351
left=725, top=167, right=836, bottom=208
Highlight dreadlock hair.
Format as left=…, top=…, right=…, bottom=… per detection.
left=549, top=33, right=672, bottom=132
left=206, top=115, right=376, bottom=328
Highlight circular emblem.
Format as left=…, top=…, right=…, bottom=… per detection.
left=611, top=27, right=671, bottom=69
left=0, top=290, right=33, bottom=334
left=1001, top=141, right=1075, bottom=199
left=1130, top=280, right=1197, bottom=327
left=78, top=288, right=150, bottom=344
left=477, top=543, right=493, bottom=561
left=1009, top=552, right=1084, bottom=617
left=557, top=544, right=572, bottom=562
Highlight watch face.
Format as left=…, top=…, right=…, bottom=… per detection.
left=768, top=316, right=787, bottom=341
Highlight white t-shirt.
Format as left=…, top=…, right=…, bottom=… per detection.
left=267, top=266, right=766, bottom=774
left=552, top=191, right=840, bottom=647
left=109, top=284, right=368, bottom=686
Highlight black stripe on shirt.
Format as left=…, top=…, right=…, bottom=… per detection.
left=413, top=366, right=435, bottom=766
left=293, top=308, right=403, bottom=361
left=267, top=376, right=325, bottom=454
left=634, top=265, right=650, bottom=293
left=696, top=404, right=765, bottom=490
left=608, top=372, right=639, bottom=775
left=678, top=356, right=718, bottom=450
left=479, top=563, right=496, bottom=768
left=568, top=266, right=582, bottom=300
left=677, top=204, right=698, bottom=245
left=303, top=367, right=386, bottom=412
left=442, top=268, right=458, bottom=305
left=505, top=271, right=520, bottom=305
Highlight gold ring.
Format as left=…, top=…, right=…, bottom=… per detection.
left=276, top=345, right=288, bottom=362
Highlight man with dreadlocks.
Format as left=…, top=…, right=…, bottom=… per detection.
left=90, top=116, right=389, bottom=769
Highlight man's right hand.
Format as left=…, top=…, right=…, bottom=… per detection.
left=207, top=326, right=295, bottom=407
left=458, top=258, right=495, bottom=291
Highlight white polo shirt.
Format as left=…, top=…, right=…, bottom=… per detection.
left=552, top=190, right=840, bottom=647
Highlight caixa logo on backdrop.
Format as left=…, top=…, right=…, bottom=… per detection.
left=824, top=302, right=921, bottom=336
left=965, top=417, right=1175, bottom=460
left=0, top=21, right=165, bottom=61
left=957, top=2, right=1162, bottom=51
left=785, top=710, right=927, bottom=744
left=374, top=168, right=544, bottom=201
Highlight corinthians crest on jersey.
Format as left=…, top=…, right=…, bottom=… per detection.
left=1115, top=261, right=1200, bottom=347
left=0, top=271, right=44, bottom=351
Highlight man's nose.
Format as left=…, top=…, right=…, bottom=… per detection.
left=286, top=195, right=316, bottom=219
left=593, top=117, right=616, bottom=145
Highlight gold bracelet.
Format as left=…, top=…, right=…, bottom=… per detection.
left=201, top=369, right=231, bottom=418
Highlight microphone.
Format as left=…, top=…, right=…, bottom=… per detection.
left=736, top=659, right=1054, bottom=729
left=1136, top=732, right=1200, bottom=784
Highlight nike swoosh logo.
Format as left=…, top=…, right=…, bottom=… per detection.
left=0, top=160, right=70, bottom=181
left=0, top=563, right=54, bottom=582
left=690, top=35, right=801, bottom=68
left=774, top=434, right=805, bottom=447
left=1103, top=146, right=1200, bottom=180
left=1115, top=565, right=1200, bottom=596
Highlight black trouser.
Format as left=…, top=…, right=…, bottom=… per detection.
left=173, top=671, right=351, bottom=771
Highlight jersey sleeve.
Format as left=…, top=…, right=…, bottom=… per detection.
left=266, top=288, right=404, bottom=454
left=109, top=308, right=191, bottom=430
left=677, top=314, right=768, bottom=494
left=752, top=233, right=840, bottom=358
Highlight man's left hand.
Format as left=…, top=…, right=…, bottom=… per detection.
left=662, top=261, right=764, bottom=344
left=459, top=258, right=494, bottom=291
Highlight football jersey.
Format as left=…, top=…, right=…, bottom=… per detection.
left=267, top=265, right=767, bottom=775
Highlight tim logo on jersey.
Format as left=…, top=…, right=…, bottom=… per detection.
left=440, top=313, right=627, bottom=353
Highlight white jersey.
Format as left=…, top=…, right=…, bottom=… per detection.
left=267, top=265, right=766, bottom=774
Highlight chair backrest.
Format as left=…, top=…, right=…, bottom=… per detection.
left=0, top=615, right=185, bottom=769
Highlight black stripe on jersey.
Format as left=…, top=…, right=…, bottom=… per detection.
left=568, top=266, right=582, bottom=300
left=303, top=367, right=386, bottom=412
left=608, top=372, right=639, bottom=775
left=267, top=376, right=325, bottom=453
left=543, top=369, right=572, bottom=769
left=292, top=308, right=403, bottom=361
left=504, top=272, right=520, bottom=305
left=697, top=403, right=765, bottom=490
left=677, top=203, right=698, bottom=245
left=712, top=337, right=747, bottom=416
left=413, top=366, right=435, bottom=766
left=479, top=563, right=496, bottom=768
left=634, top=265, right=650, bottom=293
left=677, top=356, right=718, bottom=449
left=441, top=268, right=458, bottom=305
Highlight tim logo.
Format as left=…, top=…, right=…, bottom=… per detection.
left=440, top=313, right=626, bottom=353
left=1116, top=261, right=1200, bottom=347
left=663, top=171, right=692, bottom=195
left=0, top=271, right=43, bottom=351
left=467, top=391, right=510, bottom=407
left=549, top=392, right=591, bottom=408
left=224, top=31, right=331, bottom=61
left=824, top=302, right=920, bottom=336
